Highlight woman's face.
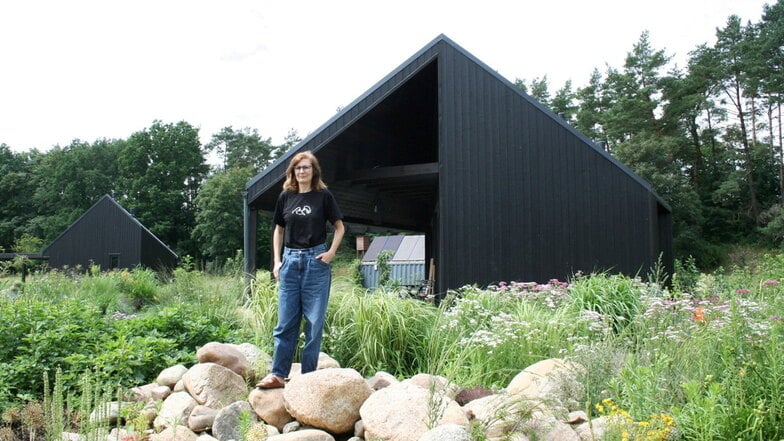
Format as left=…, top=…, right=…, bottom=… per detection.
left=293, top=159, right=313, bottom=187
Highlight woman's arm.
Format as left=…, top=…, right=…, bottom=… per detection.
left=318, top=219, right=345, bottom=264
left=272, top=224, right=285, bottom=279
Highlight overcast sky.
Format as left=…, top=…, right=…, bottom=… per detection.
left=0, top=0, right=771, bottom=153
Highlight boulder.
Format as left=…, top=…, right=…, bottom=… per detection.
left=267, top=429, right=335, bottom=440
left=360, top=382, right=468, bottom=441
left=366, top=371, right=399, bottom=390
left=157, top=364, right=188, bottom=388
left=212, top=401, right=256, bottom=441
left=506, top=358, right=584, bottom=410
left=182, top=362, right=248, bottom=409
left=154, top=391, right=198, bottom=431
left=248, top=387, right=294, bottom=431
left=187, top=405, right=218, bottom=433
left=197, top=342, right=251, bottom=379
left=522, top=411, right=580, bottom=441
left=230, top=342, right=270, bottom=379
left=246, top=422, right=280, bottom=438
left=573, top=415, right=624, bottom=441
left=287, top=353, right=341, bottom=379
left=404, top=373, right=459, bottom=400
left=454, top=385, right=494, bottom=405
left=151, top=385, right=172, bottom=401
left=418, top=423, right=474, bottom=441
left=283, top=368, right=372, bottom=434
left=129, top=383, right=158, bottom=402
left=88, top=401, right=124, bottom=426
left=463, top=393, right=531, bottom=439
left=150, top=425, right=198, bottom=441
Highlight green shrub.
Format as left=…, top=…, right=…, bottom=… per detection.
left=117, top=269, right=160, bottom=310
left=0, top=299, right=241, bottom=414
left=0, top=298, right=112, bottom=406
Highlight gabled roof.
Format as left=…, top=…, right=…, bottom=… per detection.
left=246, top=33, right=670, bottom=214
left=43, top=195, right=177, bottom=259
left=243, top=34, right=673, bottom=289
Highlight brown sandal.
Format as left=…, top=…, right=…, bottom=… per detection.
left=256, top=374, right=286, bottom=389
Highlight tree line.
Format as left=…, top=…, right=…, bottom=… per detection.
left=0, top=122, right=296, bottom=269
left=518, top=1, right=784, bottom=268
left=1, top=2, right=782, bottom=271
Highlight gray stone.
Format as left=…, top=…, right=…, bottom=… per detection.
left=150, top=426, right=198, bottom=441
left=404, top=373, right=459, bottom=400
left=188, top=405, right=219, bottom=432
left=154, top=391, right=197, bottom=431
left=182, top=362, right=248, bottom=409
left=267, top=429, right=335, bottom=441
left=89, top=401, right=125, bottom=426
left=129, top=383, right=158, bottom=402
left=157, top=364, right=189, bottom=389
left=212, top=401, right=256, bottom=441
left=418, top=423, right=474, bottom=441
left=366, top=371, right=399, bottom=390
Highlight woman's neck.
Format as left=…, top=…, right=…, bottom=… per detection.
left=299, top=184, right=312, bottom=193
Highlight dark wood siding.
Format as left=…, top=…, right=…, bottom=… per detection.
left=437, top=40, right=666, bottom=287
left=43, top=196, right=177, bottom=271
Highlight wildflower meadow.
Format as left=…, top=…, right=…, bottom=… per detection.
left=0, top=251, right=783, bottom=440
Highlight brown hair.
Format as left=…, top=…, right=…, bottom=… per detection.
left=282, top=151, right=328, bottom=192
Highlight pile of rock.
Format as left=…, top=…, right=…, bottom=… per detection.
left=66, top=342, right=622, bottom=441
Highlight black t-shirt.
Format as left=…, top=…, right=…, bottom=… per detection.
left=273, top=189, right=343, bottom=249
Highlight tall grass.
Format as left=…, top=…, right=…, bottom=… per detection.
left=325, top=289, right=436, bottom=376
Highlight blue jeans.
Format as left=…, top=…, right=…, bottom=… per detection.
left=271, top=243, right=332, bottom=377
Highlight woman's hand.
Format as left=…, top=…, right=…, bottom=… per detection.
left=316, top=250, right=336, bottom=264
left=273, top=261, right=283, bottom=279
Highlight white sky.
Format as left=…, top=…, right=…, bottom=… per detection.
left=0, top=0, right=771, bottom=153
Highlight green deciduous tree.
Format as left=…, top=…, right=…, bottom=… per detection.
left=205, top=126, right=277, bottom=172
left=0, top=145, right=37, bottom=250
left=192, top=167, right=254, bottom=265
left=117, top=121, right=208, bottom=257
left=27, top=139, right=122, bottom=242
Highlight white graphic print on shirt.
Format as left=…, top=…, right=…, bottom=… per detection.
left=292, top=205, right=312, bottom=216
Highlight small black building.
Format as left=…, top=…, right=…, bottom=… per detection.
left=244, top=34, right=672, bottom=293
left=43, top=195, right=177, bottom=271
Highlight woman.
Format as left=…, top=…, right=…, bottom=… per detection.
left=256, top=151, right=345, bottom=389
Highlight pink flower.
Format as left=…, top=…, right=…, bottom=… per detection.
left=736, top=289, right=750, bottom=295
left=763, top=280, right=780, bottom=287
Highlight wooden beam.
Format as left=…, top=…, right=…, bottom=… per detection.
left=348, top=162, right=438, bottom=183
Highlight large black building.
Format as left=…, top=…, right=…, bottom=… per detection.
left=244, top=35, right=672, bottom=292
left=43, top=195, right=177, bottom=271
